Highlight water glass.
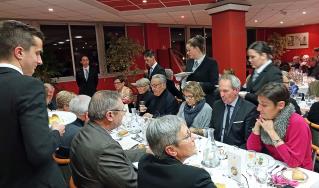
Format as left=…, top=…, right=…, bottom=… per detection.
left=254, top=166, right=268, bottom=185
left=139, top=101, right=146, bottom=112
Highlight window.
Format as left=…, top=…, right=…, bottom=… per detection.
left=170, top=27, right=186, bottom=56
left=190, top=28, right=204, bottom=38
left=70, top=25, right=99, bottom=72
left=40, top=25, right=73, bottom=77
left=205, top=28, right=212, bottom=57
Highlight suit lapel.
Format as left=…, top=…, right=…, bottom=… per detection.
left=226, top=98, right=241, bottom=136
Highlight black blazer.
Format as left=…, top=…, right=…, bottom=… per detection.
left=147, top=89, right=178, bottom=117
left=0, top=67, right=66, bottom=188
left=76, top=66, right=99, bottom=97
left=211, top=97, right=258, bottom=149
left=138, top=154, right=216, bottom=188
left=307, top=102, right=319, bottom=124
left=245, top=63, right=282, bottom=105
left=147, top=63, right=166, bottom=79
left=186, top=56, right=219, bottom=106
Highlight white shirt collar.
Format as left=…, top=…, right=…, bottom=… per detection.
left=255, top=60, right=272, bottom=74
left=0, top=63, right=23, bottom=74
left=83, top=66, right=90, bottom=71
left=226, top=96, right=239, bottom=107
left=195, top=55, right=206, bottom=66
left=151, top=62, right=157, bottom=70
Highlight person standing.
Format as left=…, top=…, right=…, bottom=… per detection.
left=185, top=35, right=219, bottom=107
left=0, top=20, right=66, bottom=188
left=143, top=49, right=166, bottom=80
left=76, top=55, right=99, bottom=97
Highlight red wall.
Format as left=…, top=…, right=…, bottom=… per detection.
left=158, top=27, right=170, bottom=49
left=127, top=25, right=145, bottom=70
left=256, top=24, right=319, bottom=62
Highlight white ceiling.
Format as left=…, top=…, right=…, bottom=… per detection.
left=0, top=0, right=319, bottom=27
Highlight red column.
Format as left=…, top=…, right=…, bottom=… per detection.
left=144, top=23, right=160, bottom=50
left=207, top=2, right=250, bottom=82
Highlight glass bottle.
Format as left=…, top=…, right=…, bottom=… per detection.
left=201, top=128, right=220, bottom=168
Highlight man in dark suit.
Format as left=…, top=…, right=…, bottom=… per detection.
left=143, top=49, right=166, bottom=79
left=76, top=55, right=98, bottom=97
left=142, top=74, right=178, bottom=118
left=70, top=91, right=145, bottom=188
left=138, top=115, right=216, bottom=188
left=185, top=56, right=219, bottom=107
left=211, top=74, right=257, bottom=149
left=0, top=20, right=66, bottom=188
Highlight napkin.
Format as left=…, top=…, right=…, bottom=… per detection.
left=271, top=174, right=299, bottom=187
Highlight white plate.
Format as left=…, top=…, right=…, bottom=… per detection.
left=48, top=111, right=77, bottom=127
left=255, top=152, right=276, bottom=168
left=174, top=72, right=193, bottom=77
left=281, top=168, right=308, bottom=183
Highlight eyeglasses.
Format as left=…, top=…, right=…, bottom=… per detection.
left=151, top=83, right=163, bottom=88
left=184, top=95, right=194, bottom=99
left=109, top=106, right=127, bottom=113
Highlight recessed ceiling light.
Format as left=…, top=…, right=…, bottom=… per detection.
left=58, top=41, right=64, bottom=44
left=280, top=21, right=284, bottom=24
left=181, top=15, right=185, bottom=19
left=254, top=19, right=258, bottom=23
left=48, top=8, right=54, bottom=12
left=302, top=11, right=307, bottom=15
left=74, top=35, right=82, bottom=39
left=65, top=39, right=70, bottom=42
left=53, top=43, right=57, bottom=46
left=178, top=33, right=182, bottom=36
left=142, top=0, right=147, bottom=3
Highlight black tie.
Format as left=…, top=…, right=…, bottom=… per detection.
left=222, top=104, right=232, bottom=142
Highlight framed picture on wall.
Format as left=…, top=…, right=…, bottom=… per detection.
left=286, top=32, right=309, bottom=49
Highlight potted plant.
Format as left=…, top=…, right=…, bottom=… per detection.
left=33, top=50, right=60, bottom=83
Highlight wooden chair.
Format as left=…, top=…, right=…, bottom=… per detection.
left=304, top=118, right=319, bottom=168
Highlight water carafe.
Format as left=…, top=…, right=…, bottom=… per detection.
left=201, top=128, right=220, bottom=168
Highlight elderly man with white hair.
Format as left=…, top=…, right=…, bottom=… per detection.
left=55, top=95, right=91, bottom=158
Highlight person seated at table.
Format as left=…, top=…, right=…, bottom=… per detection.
left=165, top=68, right=184, bottom=101
left=211, top=74, right=257, bottom=149
left=282, top=72, right=301, bottom=114
left=247, top=83, right=313, bottom=170
left=177, top=81, right=212, bottom=136
left=55, top=95, right=91, bottom=158
left=56, top=90, right=77, bottom=111
left=44, top=83, right=57, bottom=111
left=70, top=91, right=146, bottom=187
left=132, top=78, right=154, bottom=114
left=114, top=75, right=134, bottom=105
left=138, top=115, right=217, bottom=188
left=307, top=80, right=319, bottom=124
left=290, top=56, right=301, bottom=69
left=142, top=74, right=179, bottom=118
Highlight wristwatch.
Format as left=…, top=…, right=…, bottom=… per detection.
left=272, top=139, right=282, bottom=145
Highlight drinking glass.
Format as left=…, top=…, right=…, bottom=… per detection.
left=139, top=101, right=146, bottom=113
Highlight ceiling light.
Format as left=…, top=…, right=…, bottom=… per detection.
left=178, top=33, right=182, bottom=36
left=74, top=36, right=82, bottom=39
left=142, top=0, right=147, bottom=3
left=53, top=43, right=57, bottom=46
left=280, top=21, right=284, bottom=24
left=65, top=39, right=70, bottom=42
left=302, top=11, right=307, bottom=15
left=180, top=15, right=185, bottom=19
left=48, top=8, right=54, bottom=12
left=58, top=41, right=64, bottom=44
left=254, top=19, right=258, bottom=23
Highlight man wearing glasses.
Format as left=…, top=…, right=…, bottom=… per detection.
left=142, top=74, right=178, bottom=118
left=138, top=115, right=216, bottom=188
left=70, top=91, right=145, bottom=188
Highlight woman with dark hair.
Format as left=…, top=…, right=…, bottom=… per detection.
left=185, top=35, right=219, bottom=107
left=177, top=81, right=212, bottom=136
left=113, top=75, right=133, bottom=105
left=240, top=41, right=282, bottom=105
left=247, top=83, right=313, bottom=170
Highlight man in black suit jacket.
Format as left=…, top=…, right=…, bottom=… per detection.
left=243, top=62, right=282, bottom=105
left=0, top=20, right=66, bottom=188
left=76, top=56, right=99, bottom=97
left=70, top=91, right=145, bottom=188
left=142, top=74, right=178, bottom=118
left=186, top=56, right=219, bottom=107
left=211, top=74, right=257, bottom=149
left=143, top=49, right=166, bottom=79
left=138, top=115, right=216, bottom=188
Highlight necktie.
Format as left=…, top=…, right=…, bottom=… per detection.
left=252, top=71, right=259, bottom=82
left=192, top=60, right=199, bottom=72
left=221, top=104, right=232, bottom=142
left=149, top=68, right=153, bottom=78
left=85, top=69, right=89, bottom=81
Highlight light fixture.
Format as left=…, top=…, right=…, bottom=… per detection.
left=48, top=8, right=54, bottom=12
left=65, top=39, right=70, bottom=42
left=280, top=21, right=284, bottom=24
left=178, top=33, right=182, bottom=36
left=58, top=41, right=64, bottom=44
left=302, top=11, right=306, bottom=15
left=254, top=19, right=258, bottom=23
left=53, top=43, right=57, bottom=46
left=142, top=0, right=147, bottom=3
left=180, top=15, right=185, bottom=19
left=74, top=35, right=82, bottom=39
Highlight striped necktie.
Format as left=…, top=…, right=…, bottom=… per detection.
left=192, top=60, right=199, bottom=72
